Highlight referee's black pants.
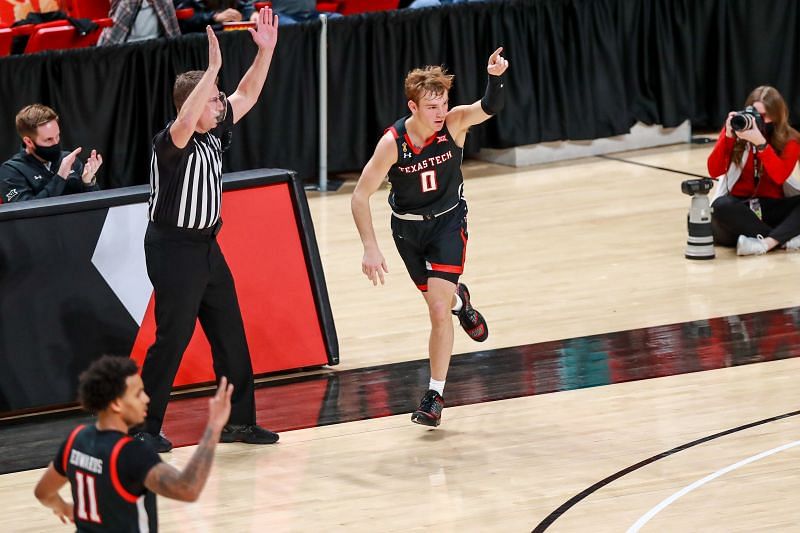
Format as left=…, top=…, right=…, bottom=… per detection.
left=141, top=222, right=256, bottom=435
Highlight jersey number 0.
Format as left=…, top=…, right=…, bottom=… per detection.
left=420, top=170, right=438, bottom=192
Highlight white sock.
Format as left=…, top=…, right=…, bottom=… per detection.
left=451, top=292, right=463, bottom=313
left=429, top=378, right=446, bottom=395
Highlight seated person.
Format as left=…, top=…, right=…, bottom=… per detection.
left=708, top=85, right=800, bottom=256
left=0, top=104, right=102, bottom=203
left=97, top=0, right=182, bottom=46
left=174, top=0, right=254, bottom=32
left=263, top=0, right=340, bottom=24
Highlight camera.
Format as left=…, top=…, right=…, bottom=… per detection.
left=730, top=105, right=765, bottom=133
left=681, top=178, right=714, bottom=196
left=681, top=177, right=715, bottom=260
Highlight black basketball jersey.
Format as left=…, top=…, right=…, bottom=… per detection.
left=386, top=116, right=465, bottom=216
left=53, top=425, right=162, bottom=532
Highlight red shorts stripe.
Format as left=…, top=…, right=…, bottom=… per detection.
left=428, top=262, right=464, bottom=274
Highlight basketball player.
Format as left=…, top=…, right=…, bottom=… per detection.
left=351, top=48, right=509, bottom=427
left=34, top=356, right=232, bottom=531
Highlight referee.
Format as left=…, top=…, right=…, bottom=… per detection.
left=135, top=12, right=280, bottom=452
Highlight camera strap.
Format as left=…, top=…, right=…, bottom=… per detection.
left=751, top=144, right=761, bottom=191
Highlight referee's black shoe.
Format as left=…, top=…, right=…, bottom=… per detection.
left=453, top=283, right=489, bottom=342
left=133, top=430, right=173, bottom=453
left=220, top=424, right=279, bottom=444
left=411, top=390, right=444, bottom=427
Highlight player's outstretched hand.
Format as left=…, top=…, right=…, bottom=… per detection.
left=207, top=376, right=233, bottom=433
left=487, top=46, right=509, bottom=76
left=362, top=249, right=388, bottom=286
left=249, top=6, right=278, bottom=51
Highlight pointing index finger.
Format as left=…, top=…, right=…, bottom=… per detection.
left=490, top=46, right=503, bottom=62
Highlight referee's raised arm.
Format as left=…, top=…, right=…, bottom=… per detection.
left=170, top=26, right=223, bottom=149
left=228, top=6, right=279, bottom=124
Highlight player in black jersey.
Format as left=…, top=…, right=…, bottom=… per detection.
left=34, top=356, right=233, bottom=531
left=351, top=48, right=509, bottom=427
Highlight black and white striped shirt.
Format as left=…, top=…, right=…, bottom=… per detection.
left=148, top=102, right=233, bottom=229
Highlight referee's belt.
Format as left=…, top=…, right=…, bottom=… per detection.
left=391, top=201, right=461, bottom=221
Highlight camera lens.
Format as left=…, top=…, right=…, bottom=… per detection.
left=731, top=114, right=750, bottom=132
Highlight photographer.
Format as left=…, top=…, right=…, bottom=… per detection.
left=708, top=86, right=800, bottom=256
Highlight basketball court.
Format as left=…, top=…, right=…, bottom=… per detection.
left=3, top=140, right=800, bottom=531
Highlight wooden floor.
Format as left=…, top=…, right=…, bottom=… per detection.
left=5, top=141, right=800, bottom=532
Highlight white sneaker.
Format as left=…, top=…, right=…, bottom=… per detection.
left=737, top=234, right=768, bottom=256
left=785, top=235, right=800, bottom=251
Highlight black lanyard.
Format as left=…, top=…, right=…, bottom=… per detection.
left=751, top=144, right=761, bottom=191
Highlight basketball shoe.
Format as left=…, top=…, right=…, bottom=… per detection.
left=453, top=283, right=488, bottom=342
left=411, top=389, right=445, bottom=427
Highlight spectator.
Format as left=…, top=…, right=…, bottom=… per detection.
left=97, top=0, right=182, bottom=46
left=174, top=0, right=254, bottom=32
left=0, top=104, right=102, bottom=204
left=708, top=85, right=800, bottom=256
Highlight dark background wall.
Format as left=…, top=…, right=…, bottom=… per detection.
left=0, top=0, right=798, bottom=188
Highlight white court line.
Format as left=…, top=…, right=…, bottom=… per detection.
left=627, top=439, right=800, bottom=532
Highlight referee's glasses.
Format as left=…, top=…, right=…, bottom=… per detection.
left=211, top=91, right=227, bottom=124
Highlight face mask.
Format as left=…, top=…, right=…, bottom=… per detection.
left=33, top=142, right=62, bottom=164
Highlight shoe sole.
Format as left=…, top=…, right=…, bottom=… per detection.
left=411, top=411, right=441, bottom=427
left=220, top=434, right=279, bottom=444
left=457, top=284, right=489, bottom=342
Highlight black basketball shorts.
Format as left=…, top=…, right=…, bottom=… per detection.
left=391, top=202, right=468, bottom=291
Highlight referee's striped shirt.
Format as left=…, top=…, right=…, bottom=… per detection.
left=148, top=102, right=233, bottom=230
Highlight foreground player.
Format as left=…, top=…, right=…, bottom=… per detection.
left=34, top=356, right=233, bottom=531
left=351, top=48, right=509, bottom=427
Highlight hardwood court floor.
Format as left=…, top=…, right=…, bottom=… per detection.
left=4, top=358, right=799, bottom=532
left=315, top=141, right=800, bottom=372
left=4, top=141, right=800, bottom=532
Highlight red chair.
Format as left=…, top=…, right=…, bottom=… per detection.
left=336, top=0, right=398, bottom=15
left=317, top=1, right=340, bottom=12
left=67, top=0, right=111, bottom=20
left=0, top=27, right=12, bottom=57
left=175, top=8, right=194, bottom=20
left=24, top=23, right=105, bottom=53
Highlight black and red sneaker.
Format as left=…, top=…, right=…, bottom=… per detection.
left=453, top=283, right=488, bottom=342
left=411, top=390, right=445, bottom=427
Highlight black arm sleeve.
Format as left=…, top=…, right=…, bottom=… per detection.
left=480, top=74, right=505, bottom=115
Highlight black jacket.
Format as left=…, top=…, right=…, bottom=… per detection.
left=0, top=150, right=99, bottom=203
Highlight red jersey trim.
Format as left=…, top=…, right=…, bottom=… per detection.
left=416, top=283, right=428, bottom=292
left=62, top=425, right=86, bottom=474
left=386, top=126, right=399, bottom=139
left=404, top=131, right=440, bottom=155
left=110, top=437, right=138, bottom=503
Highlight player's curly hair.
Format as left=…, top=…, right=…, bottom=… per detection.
left=404, top=66, right=454, bottom=104
left=78, top=356, right=139, bottom=413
